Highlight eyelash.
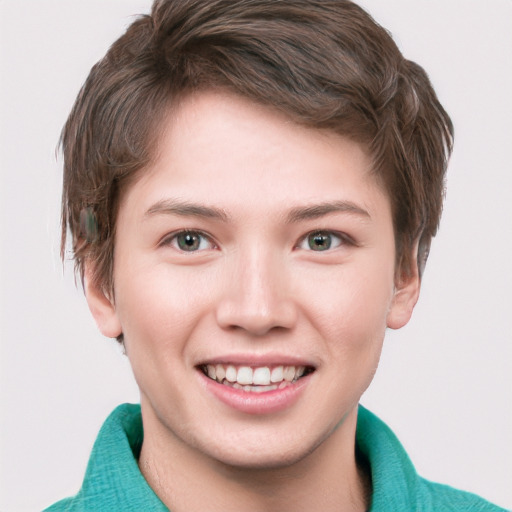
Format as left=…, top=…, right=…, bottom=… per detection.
left=296, top=230, right=353, bottom=252
left=161, top=230, right=216, bottom=252
left=161, top=229, right=353, bottom=253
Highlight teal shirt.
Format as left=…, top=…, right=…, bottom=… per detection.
left=44, top=404, right=508, bottom=512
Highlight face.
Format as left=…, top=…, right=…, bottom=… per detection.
left=87, top=91, right=418, bottom=469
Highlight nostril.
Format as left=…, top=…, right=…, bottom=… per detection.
left=215, top=300, right=298, bottom=336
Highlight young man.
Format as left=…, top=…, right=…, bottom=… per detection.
left=45, top=1, right=507, bottom=511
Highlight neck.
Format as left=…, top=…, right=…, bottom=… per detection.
left=138, top=404, right=371, bottom=512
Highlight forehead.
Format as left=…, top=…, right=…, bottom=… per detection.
left=120, top=91, right=389, bottom=220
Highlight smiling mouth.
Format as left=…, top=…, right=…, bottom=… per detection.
left=199, top=363, right=315, bottom=393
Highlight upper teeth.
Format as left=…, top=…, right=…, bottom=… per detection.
left=205, top=364, right=306, bottom=386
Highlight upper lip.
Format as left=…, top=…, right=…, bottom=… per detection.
left=196, top=353, right=317, bottom=369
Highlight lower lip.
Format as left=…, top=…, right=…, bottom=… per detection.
left=198, top=370, right=311, bottom=415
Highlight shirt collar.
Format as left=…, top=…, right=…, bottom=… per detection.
left=357, top=405, right=420, bottom=511
left=79, top=403, right=420, bottom=511
left=79, top=403, right=168, bottom=510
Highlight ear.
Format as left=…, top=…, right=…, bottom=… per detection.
left=386, top=246, right=421, bottom=330
left=84, top=264, right=123, bottom=338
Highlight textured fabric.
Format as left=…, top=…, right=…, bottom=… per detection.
left=44, top=404, right=166, bottom=512
left=44, top=404, right=508, bottom=512
left=356, top=408, right=508, bottom=512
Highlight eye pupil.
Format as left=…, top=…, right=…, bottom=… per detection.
left=178, top=232, right=200, bottom=251
left=308, top=232, right=332, bottom=251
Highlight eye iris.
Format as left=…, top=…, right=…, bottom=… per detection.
left=308, top=232, right=331, bottom=251
left=177, top=232, right=200, bottom=251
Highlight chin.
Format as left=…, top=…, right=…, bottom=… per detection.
left=213, top=448, right=313, bottom=472
left=195, top=424, right=335, bottom=472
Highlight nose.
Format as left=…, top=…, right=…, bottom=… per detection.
left=215, top=248, right=298, bottom=336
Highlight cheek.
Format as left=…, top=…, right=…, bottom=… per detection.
left=113, top=261, right=218, bottom=353
left=113, top=266, right=216, bottom=400
left=304, top=260, right=395, bottom=340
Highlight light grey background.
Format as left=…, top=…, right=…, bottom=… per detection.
left=1, top=1, right=511, bottom=510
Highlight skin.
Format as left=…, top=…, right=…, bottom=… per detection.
left=85, top=91, right=420, bottom=512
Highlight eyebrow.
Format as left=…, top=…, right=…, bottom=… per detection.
left=286, top=200, right=371, bottom=223
left=144, top=199, right=230, bottom=222
left=144, top=198, right=370, bottom=223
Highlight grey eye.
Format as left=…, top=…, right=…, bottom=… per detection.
left=167, top=231, right=214, bottom=252
left=299, top=231, right=344, bottom=251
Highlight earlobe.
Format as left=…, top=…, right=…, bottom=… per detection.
left=386, top=255, right=421, bottom=331
left=84, top=265, right=122, bottom=338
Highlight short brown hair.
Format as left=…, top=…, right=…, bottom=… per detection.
left=61, top=0, right=453, bottom=295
